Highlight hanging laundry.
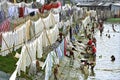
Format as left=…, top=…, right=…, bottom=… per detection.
left=28, top=60, right=37, bottom=76
left=59, top=39, right=64, bottom=55
left=13, top=31, right=19, bottom=50
left=29, top=21, right=35, bottom=39
left=64, top=38, right=67, bottom=56
left=41, top=1, right=61, bottom=13
left=42, top=53, right=54, bottom=80
left=36, top=34, right=43, bottom=58
left=36, top=0, right=45, bottom=5
left=14, top=0, right=16, bottom=3
left=0, top=1, right=8, bottom=18
left=42, top=30, right=48, bottom=47
left=16, top=45, right=27, bottom=76
left=52, top=13, right=59, bottom=23
left=0, top=10, right=5, bottom=23
left=0, top=19, right=10, bottom=45
left=19, top=7, right=24, bottom=18
left=34, top=18, right=44, bottom=37
left=8, top=6, right=19, bottom=19
left=14, top=23, right=27, bottom=50
left=42, top=13, right=55, bottom=29
left=0, top=32, right=14, bottom=56
left=9, top=67, right=18, bottom=80
left=24, top=2, right=32, bottom=8
left=51, top=51, right=59, bottom=65
left=25, top=20, right=31, bottom=41
left=52, top=24, right=59, bottom=43
left=56, top=46, right=63, bottom=59
left=26, top=40, right=37, bottom=67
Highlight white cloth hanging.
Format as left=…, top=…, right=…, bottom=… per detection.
left=42, top=30, right=48, bottom=47
left=42, top=53, right=53, bottom=80
left=0, top=32, right=14, bottom=56
left=37, top=34, right=43, bottom=58
left=14, top=23, right=27, bottom=50
left=43, top=13, right=56, bottom=29
left=9, top=67, right=18, bottom=80
left=16, top=45, right=27, bottom=76
left=51, top=51, right=59, bottom=64
left=34, top=18, right=44, bottom=37
left=26, top=40, right=37, bottom=67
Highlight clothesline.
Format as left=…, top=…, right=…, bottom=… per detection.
left=0, top=11, right=59, bottom=54
left=9, top=6, right=97, bottom=79
left=0, top=18, right=52, bottom=53
left=9, top=12, right=91, bottom=79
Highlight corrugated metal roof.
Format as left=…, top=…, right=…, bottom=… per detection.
left=113, top=3, right=120, bottom=6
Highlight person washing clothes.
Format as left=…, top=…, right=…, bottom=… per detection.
left=98, top=20, right=104, bottom=36
left=112, top=24, right=116, bottom=32
left=69, top=48, right=75, bottom=67
left=54, top=64, right=59, bottom=80
left=92, top=37, right=96, bottom=47
left=89, top=44, right=96, bottom=70
left=87, top=38, right=92, bottom=46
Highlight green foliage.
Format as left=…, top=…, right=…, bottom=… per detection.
left=106, top=18, right=120, bottom=23
left=0, top=53, right=18, bottom=73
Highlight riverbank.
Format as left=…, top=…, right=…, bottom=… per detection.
left=106, top=18, right=120, bottom=23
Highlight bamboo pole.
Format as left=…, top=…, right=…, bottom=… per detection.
left=41, top=18, right=52, bottom=45
left=2, top=36, right=17, bottom=61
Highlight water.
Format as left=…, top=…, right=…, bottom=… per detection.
left=88, top=23, right=120, bottom=80
left=0, top=71, right=10, bottom=80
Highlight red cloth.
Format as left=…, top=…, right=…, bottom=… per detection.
left=19, top=7, right=24, bottom=18
left=41, top=1, right=61, bottom=13
left=51, top=1, right=61, bottom=8
left=92, top=46, right=96, bottom=53
left=0, top=19, right=10, bottom=45
left=87, top=40, right=92, bottom=45
left=64, top=38, right=67, bottom=56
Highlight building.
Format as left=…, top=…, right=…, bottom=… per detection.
left=111, top=3, right=120, bottom=18
left=76, top=2, right=112, bottom=20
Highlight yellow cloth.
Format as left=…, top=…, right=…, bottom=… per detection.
left=26, top=20, right=31, bottom=40
left=14, top=0, right=16, bottom=3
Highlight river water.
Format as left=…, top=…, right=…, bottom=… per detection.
left=88, top=23, right=120, bottom=80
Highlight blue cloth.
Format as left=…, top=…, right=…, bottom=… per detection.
left=56, top=46, right=63, bottom=59
left=59, top=39, right=64, bottom=55
left=0, top=10, right=5, bottom=23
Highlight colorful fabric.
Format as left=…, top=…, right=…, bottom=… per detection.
left=64, top=38, right=67, bottom=56
left=19, top=7, right=24, bottom=18
left=41, top=1, right=61, bottom=13
left=0, top=19, right=10, bottom=45
left=0, top=10, right=5, bottom=23
left=92, top=46, right=96, bottom=53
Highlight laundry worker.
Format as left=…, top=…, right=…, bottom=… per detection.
left=91, top=44, right=96, bottom=61
left=111, top=55, right=115, bottom=62
left=88, top=44, right=96, bottom=70
left=98, top=20, right=104, bottom=36
left=112, top=24, right=116, bottom=32
left=87, top=38, right=92, bottom=46
left=54, top=64, right=59, bottom=80
left=69, top=48, right=75, bottom=67
left=92, top=37, right=96, bottom=47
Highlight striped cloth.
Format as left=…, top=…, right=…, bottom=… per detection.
left=0, top=19, right=10, bottom=45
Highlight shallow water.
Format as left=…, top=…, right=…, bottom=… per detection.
left=88, top=23, right=120, bottom=80
left=0, top=71, right=10, bottom=80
